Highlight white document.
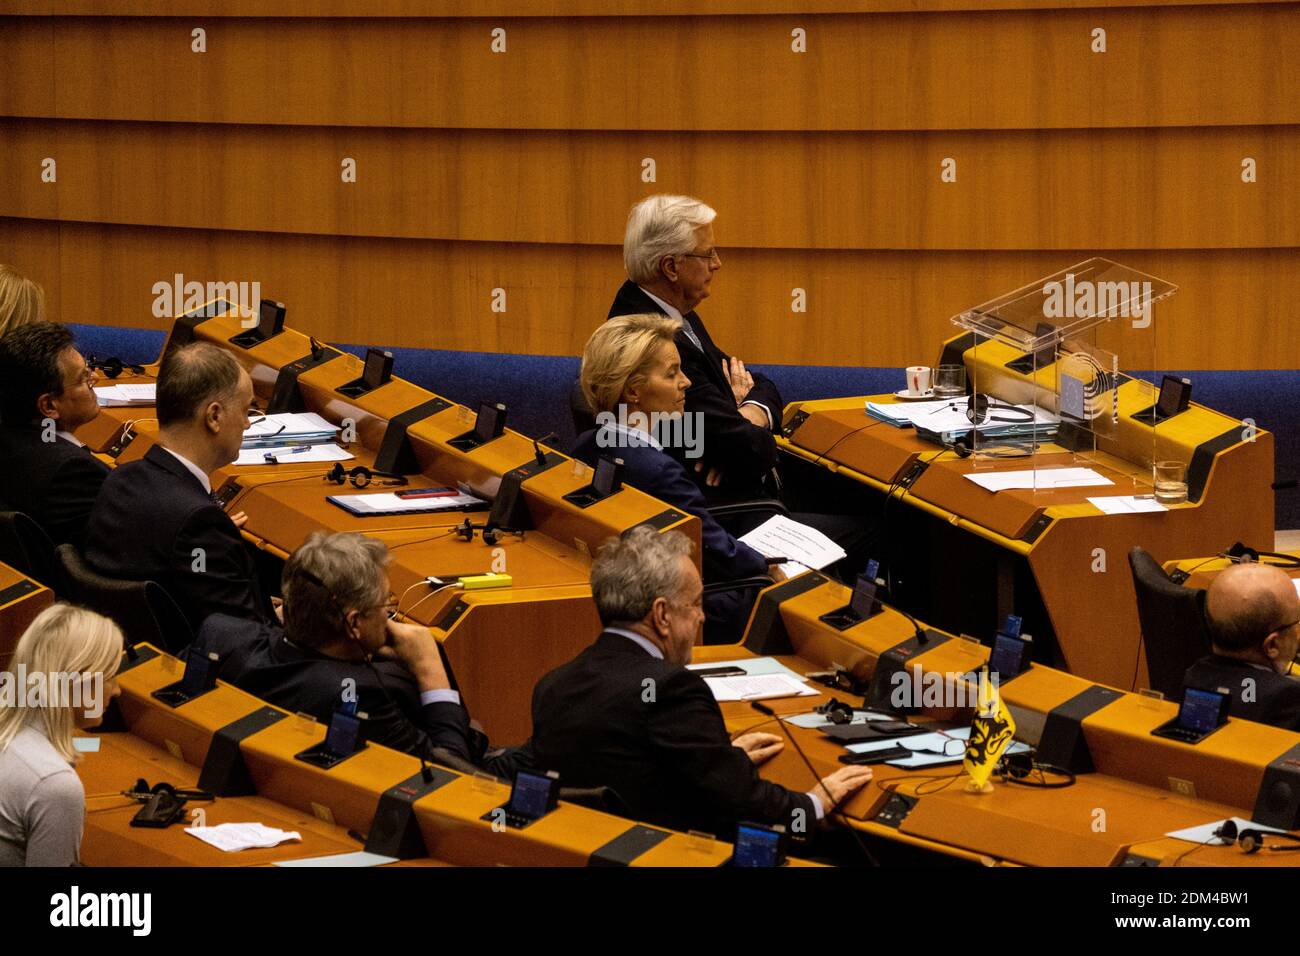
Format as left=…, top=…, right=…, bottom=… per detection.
left=738, top=515, right=846, bottom=571
left=273, top=851, right=398, bottom=868
left=235, top=443, right=354, bottom=466
left=72, top=737, right=101, bottom=753
left=186, top=822, right=302, bottom=852
left=703, top=673, right=819, bottom=702
left=1087, top=495, right=1168, bottom=515
left=784, top=710, right=895, bottom=729
left=965, top=467, right=1114, bottom=493
left=1165, top=817, right=1286, bottom=846
left=330, top=491, right=487, bottom=514
left=686, top=657, right=808, bottom=682
left=95, top=383, right=156, bottom=407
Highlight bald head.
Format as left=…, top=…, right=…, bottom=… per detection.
left=1205, top=563, right=1300, bottom=654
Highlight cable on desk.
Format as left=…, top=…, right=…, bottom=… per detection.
left=397, top=582, right=462, bottom=621
left=387, top=527, right=459, bottom=553
left=810, top=422, right=875, bottom=469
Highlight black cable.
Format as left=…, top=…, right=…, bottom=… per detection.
left=387, top=527, right=459, bottom=552
left=749, top=700, right=879, bottom=866
left=810, top=422, right=875, bottom=469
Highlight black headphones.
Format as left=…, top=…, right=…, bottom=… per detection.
left=325, top=463, right=408, bottom=488
left=121, top=778, right=215, bottom=803
left=89, top=355, right=146, bottom=379
left=815, top=697, right=856, bottom=725
left=1213, top=818, right=1300, bottom=854
left=1224, top=541, right=1300, bottom=570
left=997, top=751, right=1076, bottom=788
left=961, top=394, right=1036, bottom=426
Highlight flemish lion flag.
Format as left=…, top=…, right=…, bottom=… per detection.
left=963, top=670, right=1016, bottom=789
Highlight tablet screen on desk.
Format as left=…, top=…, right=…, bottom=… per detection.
left=508, top=771, right=556, bottom=819
left=324, top=710, right=362, bottom=757
left=989, top=633, right=1027, bottom=680
left=734, top=824, right=782, bottom=867
left=1179, top=687, right=1227, bottom=733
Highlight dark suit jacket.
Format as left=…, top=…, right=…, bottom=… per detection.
left=530, top=631, right=816, bottom=839
left=85, top=444, right=271, bottom=633
left=0, top=426, right=109, bottom=550
left=195, top=613, right=530, bottom=774
left=608, top=280, right=780, bottom=496
left=1184, top=654, right=1300, bottom=732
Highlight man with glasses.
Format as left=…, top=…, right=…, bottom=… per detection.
left=606, top=194, right=784, bottom=499
left=86, top=342, right=274, bottom=634
left=195, top=531, right=526, bottom=771
left=528, top=527, right=871, bottom=840
left=0, top=322, right=109, bottom=549
left=1183, top=561, right=1300, bottom=731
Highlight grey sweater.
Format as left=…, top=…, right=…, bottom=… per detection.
left=0, top=726, right=84, bottom=866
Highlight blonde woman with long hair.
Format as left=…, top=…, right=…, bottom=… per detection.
left=0, top=605, right=122, bottom=866
left=0, top=265, right=46, bottom=338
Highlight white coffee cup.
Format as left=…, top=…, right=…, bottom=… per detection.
left=905, top=366, right=932, bottom=396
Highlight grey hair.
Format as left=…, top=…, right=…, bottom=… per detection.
left=591, top=526, right=694, bottom=627
left=623, top=195, right=717, bottom=285
left=282, top=531, right=390, bottom=648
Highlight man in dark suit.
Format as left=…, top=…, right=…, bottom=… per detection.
left=1183, top=562, right=1300, bottom=731
left=0, top=322, right=110, bottom=549
left=85, top=342, right=271, bottom=634
left=606, top=194, right=782, bottom=499
left=196, top=531, right=526, bottom=775
left=529, top=526, right=871, bottom=840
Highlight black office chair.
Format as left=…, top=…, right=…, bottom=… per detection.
left=0, top=510, right=67, bottom=596
left=1128, top=546, right=1212, bottom=701
left=55, top=544, right=194, bottom=653
left=569, top=378, right=597, bottom=437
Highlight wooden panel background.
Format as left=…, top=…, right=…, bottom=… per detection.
left=0, top=2, right=1296, bottom=369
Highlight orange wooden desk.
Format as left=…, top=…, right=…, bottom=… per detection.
left=699, top=572, right=1300, bottom=866
left=0, top=559, right=55, bottom=672
left=779, top=379, right=1270, bottom=691
left=99, top=643, right=752, bottom=867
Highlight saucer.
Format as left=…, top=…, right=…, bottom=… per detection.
left=894, top=389, right=935, bottom=401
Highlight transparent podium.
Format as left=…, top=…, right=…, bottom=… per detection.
left=950, top=257, right=1184, bottom=497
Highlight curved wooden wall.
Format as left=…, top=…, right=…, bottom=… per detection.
left=0, top=1, right=1296, bottom=369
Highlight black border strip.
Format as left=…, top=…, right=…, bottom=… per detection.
left=1036, top=684, right=1123, bottom=774
left=0, top=579, right=40, bottom=606
left=117, top=644, right=161, bottom=675
left=267, top=347, right=343, bottom=414
left=197, top=705, right=288, bottom=795
left=743, top=571, right=829, bottom=656
left=374, top=397, right=454, bottom=474
left=637, top=508, right=689, bottom=532
left=1186, top=426, right=1246, bottom=504
left=588, top=824, right=673, bottom=867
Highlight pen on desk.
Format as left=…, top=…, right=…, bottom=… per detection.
left=263, top=446, right=313, bottom=463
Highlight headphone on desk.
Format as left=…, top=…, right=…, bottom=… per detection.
left=89, top=355, right=146, bottom=379
left=325, top=463, right=408, bottom=488
left=815, top=697, right=856, bottom=725
left=1213, top=818, right=1300, bottom=854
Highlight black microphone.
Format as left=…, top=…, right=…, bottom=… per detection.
left=749, top=700, right=877, bottom=865
left=877, top=570, right=930, bottom=647
left=533, top=432, right=558, bottom=467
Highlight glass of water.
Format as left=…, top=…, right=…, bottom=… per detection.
left=934, top=364, right=967, bottom=397
left=1153, top=460, right=1188, bottom=504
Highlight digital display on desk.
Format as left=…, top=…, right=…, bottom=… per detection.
left=734, top=824, right=782, bottom=867
left=475, top=402, right=506, bottom=443
left=179, top=648, right=216, bottom=697
left=324, top=710, right=362, bottom=756
left=508, top=771, right=556, bottom=820
left=989, top=633, right=1027, bottom=681
left=1179, top=688, right=1226, bottom=734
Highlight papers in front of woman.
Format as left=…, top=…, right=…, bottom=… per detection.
left=738, top=514, right=846, bottom=572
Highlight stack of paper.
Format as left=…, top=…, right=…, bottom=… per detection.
left=94, top=383, right=156, bottom=407
left=738, top=514, right=846, bottom=575
left=328, top=491, right=487, bottom=516
left=242, top=412, right=341, bottom=449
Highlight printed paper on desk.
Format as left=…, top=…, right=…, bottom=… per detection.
left=235, top=443, right=354, bottom=466
left=739, top=515, right=846, bottom=571
left=95, top=383, right=156, bottom=407
left=703, top=673, right=819, bottom=702
left=186, top=822, right=302, bottom=852
left=1087, top=495, right=1168, bottom=515
left=965, top=467, right=1113, bottom=493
